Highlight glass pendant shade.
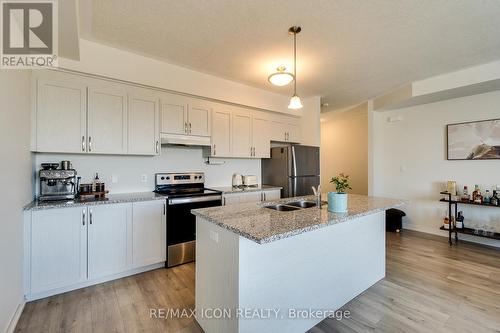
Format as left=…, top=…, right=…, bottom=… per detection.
left=288, top=94, right=303, bottom=109
left=268, top=66, right=294, bottom=86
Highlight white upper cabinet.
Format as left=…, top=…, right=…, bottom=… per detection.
left=32, top=70, right=303, bottom=157
left=270, top=115, right=301, bottom=143
left=160, top=95, right=211, bottom=137
left=87, top=84, right=128, bottom=154
left=35, top=75, right=87, bottom=153
left=132, top=200, right=166, bottom=268
left=128, top=91, right=160, bottom=155
left=88, top=203, right=132, bottom=279
left=252, top=113, right=271, bottom=158
left=211, top=106, right=232, bottom=157
left=232, top=109, right=252, bottom=158
left=30, top=207, right=87, bottom=294
left=286, top=121, right=301, bottom=143
left=188, top=100, right=211, bottom=137
left=160, top=95, right=188, bottom=135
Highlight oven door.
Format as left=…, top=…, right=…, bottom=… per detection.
left=166, top=194, right=222, bottom=267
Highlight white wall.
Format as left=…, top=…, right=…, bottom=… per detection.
left=35, top=147, right=260, bottom=194
left=0, top=71, right=32, bottom=333
left=321, top=103, right=368, bottom=194
left=300, top=96, right=321, bottom=147
left=373, top=90, right=500, bottom=247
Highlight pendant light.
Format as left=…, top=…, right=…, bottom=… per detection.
left=288, top=26, right=303, bottom=109
left=268, top=66, right=294, bottom=86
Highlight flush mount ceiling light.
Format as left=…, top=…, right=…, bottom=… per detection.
left=288, top=26, right=303, bottom=109
left=268, top=66, right=294, bottom=86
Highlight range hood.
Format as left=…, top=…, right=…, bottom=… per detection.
left=160, top=133, right=211, bottom=147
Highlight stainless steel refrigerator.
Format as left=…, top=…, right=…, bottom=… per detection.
left=262, top=145, right=320, bottom=198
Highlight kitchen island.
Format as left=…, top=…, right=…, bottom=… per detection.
left=192, top=194, right=405, bottom=333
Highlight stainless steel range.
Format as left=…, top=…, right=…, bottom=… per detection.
left=154, top=172, right=222, bottom=267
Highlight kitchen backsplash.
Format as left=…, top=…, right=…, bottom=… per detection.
left=34, top=146, right=261, bottom=195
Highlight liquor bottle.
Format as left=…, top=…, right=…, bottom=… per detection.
left=472, top=185, right=483, bottom=204
left=491, top=190, right=499, bottom=206
left=456, top=211, right=464, bottom=229
left=461, top=186, right=470, bottom=202
left=443, top=210, right=450, bottom=230
left=484, top=190, right=491, bottom=204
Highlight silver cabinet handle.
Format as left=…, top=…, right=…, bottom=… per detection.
left=88, top=136, right=92, bottom=152
left=184, top=122, right=188, bottom=133
left=189, top=122, right=192, bottom=133
left=82, top=136, right=86, bottom=152
left=156, top=140, right=159, bottom=154
left=89, top=209, right=93, bottom=225
left=223, top=197, right=226, bottom=205
left=263, top=192, right=266, bottom=201
left=163, top=202, right=166, bottom=215
left=82, top=209, right=86, bottom=226
left=285, top=132, right=287, bottom=141
left=213, top=144, right=216, bottom=156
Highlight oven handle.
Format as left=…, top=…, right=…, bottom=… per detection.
left=168, top=195, right=222, bottom=205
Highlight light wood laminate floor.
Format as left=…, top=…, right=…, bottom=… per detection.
left=16, top=231, right=500, bottom=333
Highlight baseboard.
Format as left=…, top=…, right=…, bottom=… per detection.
left=4, top=297, right=25, bottom=333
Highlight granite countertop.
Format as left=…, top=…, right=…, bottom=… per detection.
left=208, top=185, right=282, bottom=194
left=192, top=194, right=406, bottom=244
left=24, top=192, right=166, bottom=211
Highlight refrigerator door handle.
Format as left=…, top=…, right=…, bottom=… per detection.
left=291, top=146, right=298, bottom=177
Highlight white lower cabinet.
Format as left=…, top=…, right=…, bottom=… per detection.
left=222, top=189, right=281, bottom=205
left=88, top=203, right=132, bottom=279
left=30, top=207, right=87, bottom=294
left=27, top=200, right=167, bottom=299
left=262, top=189, right=281, bottom=201
left=132, top=200, right=166, bottom=268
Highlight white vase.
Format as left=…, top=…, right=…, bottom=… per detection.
left=328, top=192, right=348, bottom=213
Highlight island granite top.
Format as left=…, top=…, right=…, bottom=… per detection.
left=192, top=194, right=406, bottom=244
left=24, top=192, right=166, bottom=211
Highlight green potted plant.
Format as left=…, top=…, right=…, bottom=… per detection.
left=328, top=173, right=352, bottom=212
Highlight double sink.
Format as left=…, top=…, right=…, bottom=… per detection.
left=265, top=200, right=325, bottom=211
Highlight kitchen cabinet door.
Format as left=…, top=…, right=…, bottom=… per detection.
left=161, top=96, right=188, bottom=135
left=132, top=200, right=166, bottom=268
left=35, top=76, right=87, bottom=153
left=232, top=111, right=252, bottom=157
left=286, top=122, right=301, bottom=143
left=262, top=189, right=281, bottom=201
left=270, top=119, right=287, bottom=142
left=222, top=194, right=241, bottom=205
left=252, top=115, right=271, bottom=158
left=88, top=84, right=128, bottom=154
left=88, top=203, right=132, bottom=279
left=239, top=191, right=263, bottom=203
left=211, top=107, right=231, bottom=157
left=30, top=207, right=87, bottom=294
left=128, top=93, right=160, bottom=155
left=188, top=102, right=211, bottom=137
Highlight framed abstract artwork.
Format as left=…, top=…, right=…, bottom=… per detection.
left=447, top=118, right=500, bottom=160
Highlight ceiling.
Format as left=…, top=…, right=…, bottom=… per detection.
left=79, top=0, right=500, bottom=110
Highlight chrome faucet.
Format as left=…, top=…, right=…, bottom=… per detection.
left=311, top=185, right=322, bottom=209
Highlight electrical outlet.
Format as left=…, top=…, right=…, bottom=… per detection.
left=141, top=174, right=148, bottom=183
